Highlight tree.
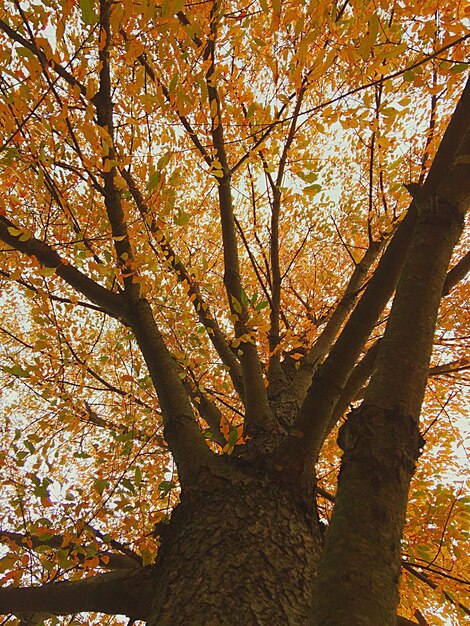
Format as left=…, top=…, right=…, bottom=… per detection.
left=0, top=0, right=468, bottom=623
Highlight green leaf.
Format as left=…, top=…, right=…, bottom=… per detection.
left=141, top=547, right=155, bottom=566
left=79, top=0, right=98, bottom=25
left=228, top=428, right=239, bottom=447
left=381, top=42, right=407, bottom=59
left=231, top=297, right=242, bottom=314
left=121, top=477, right=135, bottom=494
left=169, top=73, right=178, bottom=95
left=3, top=365, right=30, bottom=378
left=450, top=63, right=468, bottom=74
left=33, top=483, right=50, bottom=498
left=0, top=556, right=16, bottom=573
left=157, top=152, right=171, bottom=170
left=158, top=480, right=174, bottom=496
left=39, top=266, right=57, bottom=277
left=303, top=184, right=322, bottom=195
left=381, top=107, right=398, bottom=117
left=147, top=170, right=161, bottom=190
left=93, top=478, right=109, bottom=495
left=74, top=451, right=91, bottom=459
left=24, top=440, right=35, bottom=454
left=175, top=211, right=190, bottom=226
left=134, top=466, right=142, bottom=486
left=7, top=227, right=23, bottom=237
left=16, top=47, right=33, bottom=59
left=254, top=300, right=268, bottom=311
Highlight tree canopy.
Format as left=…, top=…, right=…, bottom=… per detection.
left=0, top=0, right=469, bottom=624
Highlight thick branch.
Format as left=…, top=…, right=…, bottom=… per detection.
left=326, top=245, right=470, bottom=428
left=267, top=88, right=306, bottom=391
left=365, top=215, right=467, bottom=413
left=128, top=298, right=216, bottom=485
left=311, top=82, right=470, bottom=625
left=0, top=568, right=153, bottom=619
left=95, top=0, right=139, bottom=298
left=204, top=2, right=274, bottom=436
left=276, top=77, right=470, bottom=474
left=326, top=339, right=381, bottom=434
left=120, top=167, right=245, bottom=399
left=0, top=216, right=126, bottom=320
left=272, top=209, right=416, bottom=475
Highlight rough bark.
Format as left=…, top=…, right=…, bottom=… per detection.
left=146, top=461, right=323, bottom=626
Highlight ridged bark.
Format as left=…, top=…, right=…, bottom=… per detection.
left=147, top=466, right=323, bottom=626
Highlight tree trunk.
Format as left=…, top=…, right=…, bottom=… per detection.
left=148, top=464, right=323, bottom=625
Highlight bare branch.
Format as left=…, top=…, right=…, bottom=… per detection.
left=0, top=568, right=153, bottom=619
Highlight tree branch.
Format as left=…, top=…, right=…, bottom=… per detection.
left=0, top=568, right=153, bottom=619
left=94, top=0, right=139, bottom=299
left=310, top=77, right=470, bottom=626
left=442, top=249, right=470, bottom=295
left=0, top=18, right=88, bottom=100
left=123, top=30, right=212, bottom=166
left=127, top=298, right=216, bottom=485
left=182, top=378, right=227, bottom=447
left=204, top=1, right=274, bottom=436
left=267, top=87, right=306, bottom=392
left=325, top=338, right=382, bottom=435
left=0, top=216, right=127, bottom=321
left=0, top=529, right=140, bottom=571
left=120, top=167, right=245, bottom=399
left=282, top=233, right=387, bottom=411
left=403, top=562, right=470, bottom=617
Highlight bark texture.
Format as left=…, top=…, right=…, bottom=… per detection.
left=147, top=463, right=323, bottom=626
left=311, top=406, right=423, bottom=625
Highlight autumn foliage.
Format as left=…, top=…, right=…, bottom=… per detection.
left=0, top=0, right=469, bottom=624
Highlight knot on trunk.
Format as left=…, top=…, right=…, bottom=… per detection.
left=338, top=404, right=424, bottom=474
